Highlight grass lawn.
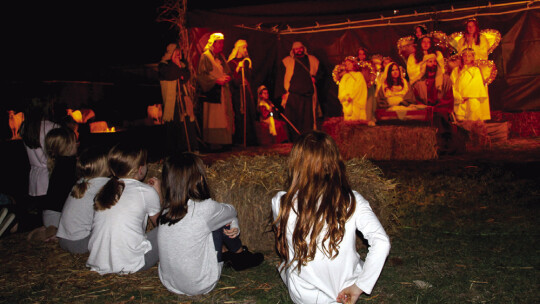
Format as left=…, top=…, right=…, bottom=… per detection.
left=0, top=159, right=538, bottom=303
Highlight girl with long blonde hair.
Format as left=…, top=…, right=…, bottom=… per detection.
left=272, top=131, right=390, bottom=303
left=56, top=145, right=110, bottom=253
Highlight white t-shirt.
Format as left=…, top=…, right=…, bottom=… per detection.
left=272, top=191, right=391, bottom=304
left=87, top=179, right=161, bottom=274
left=56, top=177, right=109, bottom=241
left=24, top=120, right=59, bottom=196
left=158, top=199, right=239, bottom=295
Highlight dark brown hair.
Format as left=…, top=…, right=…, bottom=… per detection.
left=159, top=153, right=211, bottom=226
left=415, top=36, right=434, bottom=63
left=385, top=63, right=404, bottom=89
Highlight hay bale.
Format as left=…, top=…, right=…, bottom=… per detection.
left=207, top=155, right=398, bottom=252
left=491, top=111, right=540, bottom=138
left=323, top=117, right=438, bottom=160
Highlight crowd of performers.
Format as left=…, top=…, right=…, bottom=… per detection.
left=158, top=18, right=499, bottom=153
left=334, top=19, right=500, bottom=152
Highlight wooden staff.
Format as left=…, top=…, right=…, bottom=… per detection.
left=237, top=58, right=252, bottom=147
left=176, top=79, right=191, bottom=152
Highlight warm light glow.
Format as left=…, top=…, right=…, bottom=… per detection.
left=90, top=121, right=115, bottom=133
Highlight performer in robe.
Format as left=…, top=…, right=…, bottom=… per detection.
left=196, top=33, right=234, bottom=149
left=407, top=36, right=445, bottom=85
left=450, top=48, right=490, bottom=121
left=338, top=57, right=368, bottom=121
left=456, top=19, right=491, bottom=60
left=278, top=41, right=322, bottom=141
left=357, top=47, right=368, bottom=61
left=412, top=54, right=462, bottom=154
left=227, top=39, right=258, bottom=146
left=159, top=44, right=197, bottom=153
left=256, top=85, right=288, bottom=145
left=355, top=47, right=377, bottom=124
left=376, top=62, right=414, bottom=111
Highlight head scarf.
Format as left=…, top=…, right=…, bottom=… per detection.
left=257, top=85, right=267, bottom=97
left=377, top=62, right=408, bottom=97
left=161, top=43, right=178, bottom=62
left=290, top=41, right=308, bottom=57
left=227, top=39, right=248, bottom=62
left=422, top=53, right=443, bottom=89
left=204, top=33, right=224, bottom=52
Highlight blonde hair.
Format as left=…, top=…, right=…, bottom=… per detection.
left=70, top=145, right=110, bottom=199
left=94, top=142, right=147, bottom=211
left=274, top=131, right=356, bottom=272
left=44, top=127, right=77, bottom=173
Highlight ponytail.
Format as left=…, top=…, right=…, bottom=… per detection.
left=71, top=179, right=89, bottom=199
left=94, top=176, right=125, bottom=211
left=70, top=145, right=110, bottom=199
left=93, top=142, right=147, bottom=211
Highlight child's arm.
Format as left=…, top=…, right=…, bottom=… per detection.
left=352, top=192, right=391, bottom=295
left=206, top=201, right=239, bottom=232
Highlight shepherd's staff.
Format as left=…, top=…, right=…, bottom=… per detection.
left=237, top=57, right=252, bottom=147
left=265, top=100, right=301, bottom=135
left=176, top=79, right=191, bottom=152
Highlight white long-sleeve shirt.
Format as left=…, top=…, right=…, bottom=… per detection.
left=158, top=199, right=239, bottom=296
left=87, top=179, right=161, bottom=274
left=272, top=191, right=390, bottom=304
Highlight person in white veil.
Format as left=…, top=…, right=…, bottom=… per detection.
left=196, top=33, right=234, bottom=149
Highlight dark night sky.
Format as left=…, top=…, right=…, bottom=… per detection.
left=4, top=0, right=291, bottom=81
left=5, top=0, right=173, bottom=80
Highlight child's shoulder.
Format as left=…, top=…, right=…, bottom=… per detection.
left=351, top=190, right=370, bottom=205
left=122, top=179, right=156, bottom=193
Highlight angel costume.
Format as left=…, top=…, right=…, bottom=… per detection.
left=450, top=64, right=490, bottom=121
left=338, top=71, right=368, bottom=121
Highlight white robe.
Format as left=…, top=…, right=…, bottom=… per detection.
left=451, top=65, right=490, bottom=121
left=338, top=71, right=368, bottom=121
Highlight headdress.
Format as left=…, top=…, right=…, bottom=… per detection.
left=342, top=56, right=360, bottom=71
left=290, top=41, right=308, bottom=57
left=460, top=47, right=475, bottom=56
left=376, top=62, right=408, bottom=97
left=227, top=39, right=248, bottom=62
left=257, top=85, right=268, bottom=97
left=422, top=53, right=443, bottom=89
left=204, top=33, right=224, bottom=52
left=161, top=43, right=178, bottom=62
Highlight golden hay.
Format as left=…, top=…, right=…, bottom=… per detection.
left=207, top=155, right=398, bottom=252
left=322, top=118, right=438, bottom=160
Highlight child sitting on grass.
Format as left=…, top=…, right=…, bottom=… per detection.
left=56, top=145, right=109, bottom=253
left=27, top=127, right=78, bottom=241
left=272, top=131, right=391, bottom=304
left=86, top=142, right=161, bottom=274
left=157, top=152, right=264, bottom=296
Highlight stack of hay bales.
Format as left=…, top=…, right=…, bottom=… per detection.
left=322, top=117, right=438, bottom=160
left=207, top=155, right=398, bottom=252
